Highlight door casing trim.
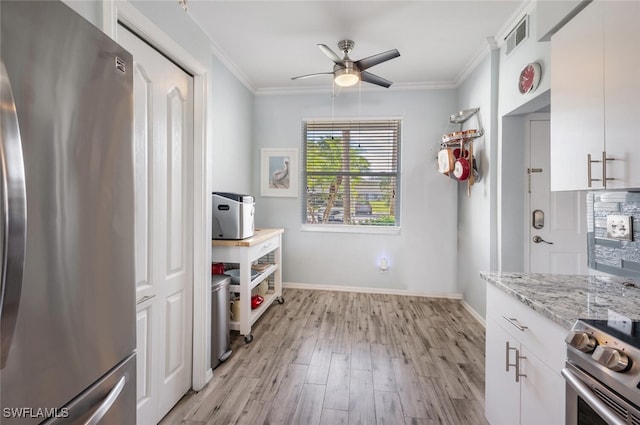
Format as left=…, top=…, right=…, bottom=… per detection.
left=102, top=0, right=212, bottom=391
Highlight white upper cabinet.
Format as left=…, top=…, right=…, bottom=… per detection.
left=550, top=1, right=604, bottom=191
left=550, top=1, right=640, bottom=191
left=603, top=1, right=640, bottom=189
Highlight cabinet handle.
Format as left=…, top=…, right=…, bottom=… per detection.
left=587, top=152, right=614, bottom=188
left=515, top=349, right=527, bottom=383
left=503, top=316, right=528, bottom=332
left=587, top=153, right=600, bottom=188
left=505, top=341, right=518, bottom=372
left=601, top=151, right=614, bottom=188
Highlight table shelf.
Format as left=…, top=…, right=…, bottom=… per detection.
left=212, top=228, right=284, bottom=343
left=229, top=290, right=281, bottom=331
left=228, top=263, right=278, bottom=293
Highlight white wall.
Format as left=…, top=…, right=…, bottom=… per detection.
left=498, top=2, right=553, bottom=276
left=210, top=56, right=254, bottom=193
left=62, top=0, right=562, bottom=318
left=65, top=0, right=256, bottom=196
left=253, top=89, right=461, bottom=296
left=499, top=5, right=551, bottom=117
left=455, top=51, right=498, bottom=318
left=455, top=2, right=558, bottom=318
left=125, top=0, right=254, bottom=195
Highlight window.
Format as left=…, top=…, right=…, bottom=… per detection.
left=302, top=119, right=401, bottom=228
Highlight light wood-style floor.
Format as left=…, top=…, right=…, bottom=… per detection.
left=159, top=288, right=489, bottom=425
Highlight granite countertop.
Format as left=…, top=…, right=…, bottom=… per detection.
left=480, top=272, right=640, bottom=330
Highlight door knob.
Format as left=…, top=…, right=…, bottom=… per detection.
left=532, top=236, right=553, bottom=244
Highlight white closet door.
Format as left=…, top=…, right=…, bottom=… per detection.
left=118, top=25, right=194, bottom=425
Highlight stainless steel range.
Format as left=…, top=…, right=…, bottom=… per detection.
left=563, top=319, right=640, bottom=425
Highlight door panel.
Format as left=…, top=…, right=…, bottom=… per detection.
left=528, top=117, right=587, bottom=274
left=133, top=64, right=152, bottom=293
left=136, top=301, right=156, bottom=421
left=167, top=87, right=186, bottom=274
left=165, top=292, right=186, bottom=378
left=118, top=25, right=194, bottom=425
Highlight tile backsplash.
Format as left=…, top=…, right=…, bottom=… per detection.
left=587, top=191, right=640, bottom=278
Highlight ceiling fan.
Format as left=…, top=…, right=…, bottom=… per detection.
left=291, top=40, right=400, bottom=88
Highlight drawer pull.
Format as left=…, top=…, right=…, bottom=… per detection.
left=261, top=242, right=272, bottom=250
left=503, top=316, right=528, bottom=332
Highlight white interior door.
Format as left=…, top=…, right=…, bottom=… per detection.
left=527, top=115, right=588, bottom=274
left=118, top=26, right=194, bottom=425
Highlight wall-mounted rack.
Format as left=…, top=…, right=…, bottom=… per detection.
left=437, top=107, right=483, bottom=195
left=440, top=108, right=484, bottom=147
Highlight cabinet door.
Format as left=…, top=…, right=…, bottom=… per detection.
left=485, top=319, right=521, bottom=425
left=520, top=347, right=565, bottom=425
left=604, top=1, right=640, bottom=189
left=550, top=1, right=605, bottom=191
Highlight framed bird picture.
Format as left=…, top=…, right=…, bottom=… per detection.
left=260, top=148, right=299, bottom=197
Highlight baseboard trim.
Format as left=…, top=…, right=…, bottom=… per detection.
left=283, top=281, right=463, bottom=300
left=460, top=299, right=486, bottom=328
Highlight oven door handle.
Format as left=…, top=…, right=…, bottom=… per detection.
left=561, top=368, right=627, bottom=425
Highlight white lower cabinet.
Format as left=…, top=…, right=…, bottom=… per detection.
left=485, top=320, right=520, bottom=425
left=485, top=284, right=566, bottom=425
left=520, top=346, right=565, bottom=425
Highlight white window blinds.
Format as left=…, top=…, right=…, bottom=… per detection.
left=303, top=119, right=401, bottom=226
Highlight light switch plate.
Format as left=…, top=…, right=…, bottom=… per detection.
left=606, top=215, right=633, bottom=241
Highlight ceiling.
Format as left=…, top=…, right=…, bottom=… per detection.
left=187, top=1, right=528, bottom=94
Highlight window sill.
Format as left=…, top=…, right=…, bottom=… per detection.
left=301, top=224, right=401, bottom=235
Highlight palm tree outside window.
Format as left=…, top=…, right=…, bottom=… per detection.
left=302, top=119, right=401, bottom=228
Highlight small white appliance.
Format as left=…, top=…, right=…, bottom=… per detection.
left=212, top=192, right=255, bottom=240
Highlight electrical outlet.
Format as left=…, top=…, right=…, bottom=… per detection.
left=606, top=215, right=633, bottom=241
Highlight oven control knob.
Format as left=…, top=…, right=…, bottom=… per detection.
left=565, top=331, right=597, bottom=353
left=592, top=346, right=631, bottom=372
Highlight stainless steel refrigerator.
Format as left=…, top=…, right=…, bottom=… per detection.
left=0, top=1, right=136, bottom=424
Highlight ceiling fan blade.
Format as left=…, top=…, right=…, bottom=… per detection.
left=318, top=44, right=344, bottom=65
left=291, top=72, right=333, bottom=80
left=360, top=71, right=393, bottom=88
left=354, top=49, right=400, bottom=71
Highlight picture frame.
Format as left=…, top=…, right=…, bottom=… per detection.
left=260, top=148, right=299, bottom=197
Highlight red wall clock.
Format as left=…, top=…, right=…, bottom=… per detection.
left=518, top=62, right=542, bottom=94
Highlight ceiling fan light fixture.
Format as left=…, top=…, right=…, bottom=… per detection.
left=334, top=67, right=360, bottom=87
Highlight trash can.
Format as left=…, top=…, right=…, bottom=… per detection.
left=211, top=275, right=232, bottom=369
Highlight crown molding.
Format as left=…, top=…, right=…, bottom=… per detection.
left=185, top=0, right=536, bottom=96
left=254, top=80, right=457, bottom=96
left=185, top=8, right=256, bottom=93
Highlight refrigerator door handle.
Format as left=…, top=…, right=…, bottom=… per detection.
left=0, top=60, right=27, bottom=370
left=83, top=376, right=126, bottom=425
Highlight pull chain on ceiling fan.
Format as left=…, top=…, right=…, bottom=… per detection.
left=291, top=39, right=400, bottom=88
